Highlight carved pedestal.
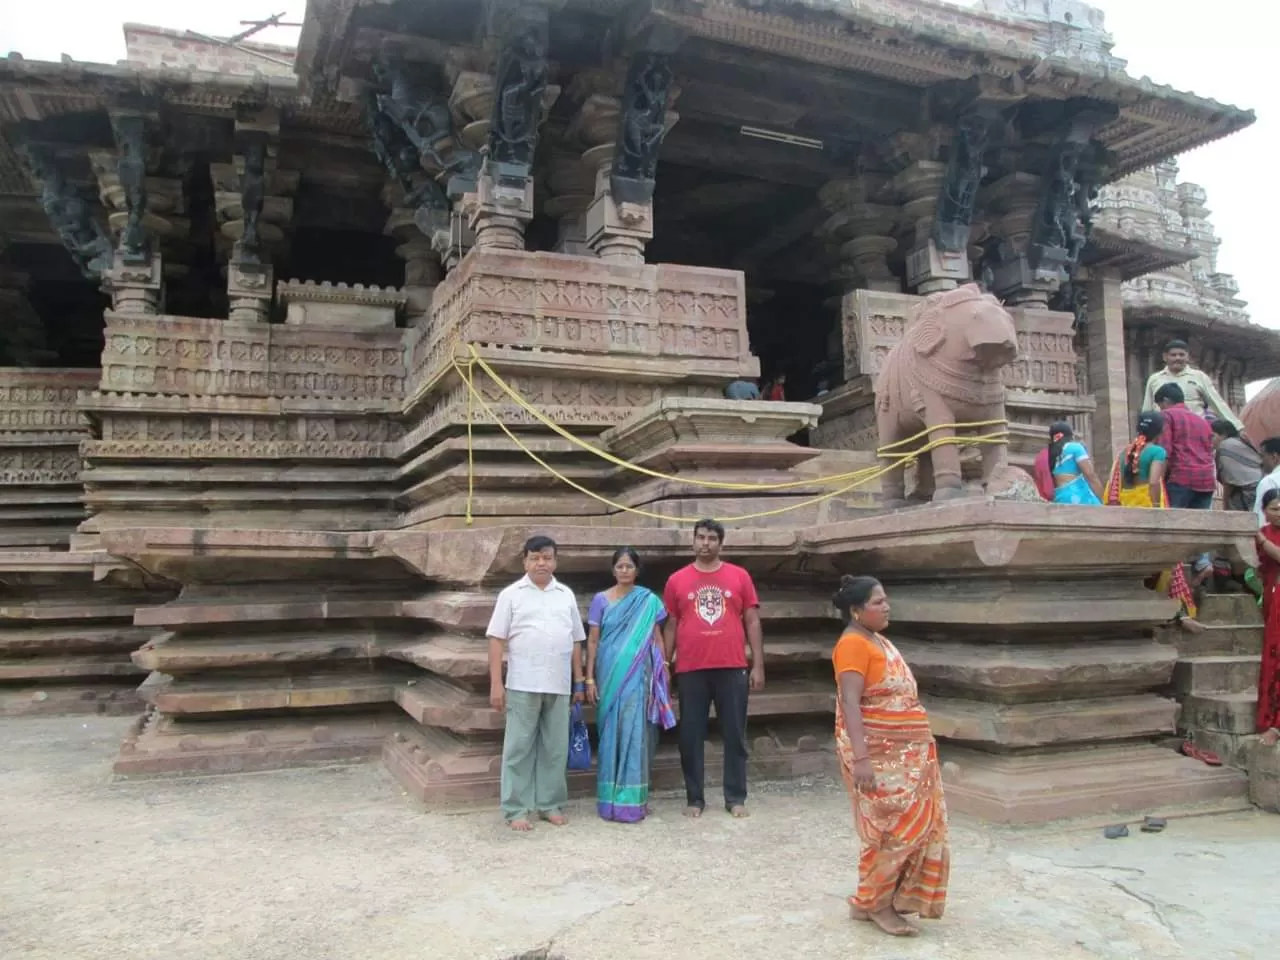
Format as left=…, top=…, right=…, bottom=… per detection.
left=467, top=164, right=535, bottom=251
left=102, top=252, right=163, bottom=315
left=227, top=255, right=274, bottom=323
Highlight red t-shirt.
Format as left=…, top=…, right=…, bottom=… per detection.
left=662, top=562, right=760, bottom=673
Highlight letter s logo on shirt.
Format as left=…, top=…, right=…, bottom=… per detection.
left=694, top=585, right=725, bottom=626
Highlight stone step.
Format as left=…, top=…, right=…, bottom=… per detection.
left=384, top=634, right=833, bottom=681
left=1197, top=593, right=1263, bottom=626
left=925, top=694, right=1176, bottom=749
left=1166, top=623, right=1263, bottom=657
left=900, top=638, right=1176, bottom=702
left=1171, top=655, right=1261, bottom=696
left=394, top=675, right=837, bottom=735
left=1179, top=691, right=1258, bottom=735
left=138, top=671, right=407, bottom=715
left=135, top=597, right=405, bottom=629
left=114, top=709, right=404, bottom=777
left=939, top=743, right=1249, bottom=824
left=132, top=630, right=391, bottom=674
left=0, top=683, right=142, bottom=718
left=384, top=719, right=835, bottom=806
left=0, top=654, right=144, bottom=682
left=0, top=623, right=154, bottom=656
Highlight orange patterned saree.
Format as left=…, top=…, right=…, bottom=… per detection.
left=834, top=632, right=949, bottom=918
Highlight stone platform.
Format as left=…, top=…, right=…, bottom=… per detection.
left=99, top=501, right=1257, bottom=822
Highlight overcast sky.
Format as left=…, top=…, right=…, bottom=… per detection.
left=1, top=0, right=1271, bottom=330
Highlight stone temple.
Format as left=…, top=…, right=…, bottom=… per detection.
left=0, top=0, right=1272, bottom=822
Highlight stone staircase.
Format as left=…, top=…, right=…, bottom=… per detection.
left=1168, top=593, right=1262, bottom=768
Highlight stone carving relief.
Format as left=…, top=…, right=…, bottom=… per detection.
left=0, top=448, right=81, bottom=484
left=373, top=59, right=481, bottom=198
left=610, top=53, right=674, bottom=206
left=237, top=133, right=268, bottom=265
left=98, top=315, right=405, bottom=401
left=365, top=90, right=450, bottom=237
left=487, top=9, right=550, bottom=179
left=933, top=113, right=989, bottom=254
left=111, top=113, right=151, bottom=263
left=88, top=413, right=403, bottom=460
left=16, top=143, right=113, bottom=278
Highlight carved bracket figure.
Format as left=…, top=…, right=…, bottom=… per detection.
left=932, top=112, right=989, bottom=254
left=110, top=113, right=150, bottom=264
left=237, top=133, right=267, bottom=265
left=17, top=142, right=113, bottom=278
left=372, top=57, right=480, bottom=197
left=364, top=91, right=450, bottom=236
left=487, top=8, right=550, bottom=181
left=610, top=52, right=674, bottom=206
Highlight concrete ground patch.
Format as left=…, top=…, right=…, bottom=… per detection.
left=0, top=716, right=1275, bottom=960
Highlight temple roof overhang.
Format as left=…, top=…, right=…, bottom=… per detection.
left=294, top=0, right=1255, bottom=182
left=1083, top=226, right=1195, bottom=283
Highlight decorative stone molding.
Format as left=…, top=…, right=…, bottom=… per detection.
left=278, top=280, right=408, bottom=331
left=97, top=312, right=405, bottom=400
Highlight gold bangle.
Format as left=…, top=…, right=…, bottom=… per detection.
left=585, top=679, right=596, bottom=686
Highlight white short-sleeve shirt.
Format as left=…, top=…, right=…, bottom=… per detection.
left=486, top=575, right=586, bottom=695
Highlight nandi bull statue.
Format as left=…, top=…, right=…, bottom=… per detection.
left=874, top=283, right=1019, bottom=504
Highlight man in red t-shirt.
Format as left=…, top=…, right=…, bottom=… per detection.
left=662, top=518, right=764, bottom=818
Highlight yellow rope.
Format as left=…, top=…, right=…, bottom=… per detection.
left=451, top=356, right=1008, bottom=524
left=464, top=344, right=1007, bottom=488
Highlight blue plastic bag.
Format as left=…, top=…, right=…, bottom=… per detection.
left=568, top=702, right=592, bottom=771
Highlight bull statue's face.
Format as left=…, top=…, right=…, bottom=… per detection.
left=963, top=297, right=1020, bottom=371
left=905, top=284, right=1020, bottom=373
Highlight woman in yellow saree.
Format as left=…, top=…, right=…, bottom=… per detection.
left=831, top=575, right=948, bottom=938
left=1106, top=411, right=1199, bottom=623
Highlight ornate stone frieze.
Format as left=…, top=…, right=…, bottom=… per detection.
left=97, top=314, right=405, bottom=400
left=0, top=368, right=96, bottom=437
left=412, top=251, right=749, bottom=394
left=278, top=280, right=407, bottom=330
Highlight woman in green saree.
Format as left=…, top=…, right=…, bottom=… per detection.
left=585, top=547, right=676, bottom=823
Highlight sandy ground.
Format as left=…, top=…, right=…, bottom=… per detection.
left=1, top=716, right=1277, bottom=960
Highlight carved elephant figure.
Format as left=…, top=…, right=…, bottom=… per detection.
left=874, top=283, right=1019, bottom=503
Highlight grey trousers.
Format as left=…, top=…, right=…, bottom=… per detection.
left=500, top=690, right=570, bottom=820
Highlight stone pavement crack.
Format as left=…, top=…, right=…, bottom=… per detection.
left=1108, top=881, right=1177, bottom=938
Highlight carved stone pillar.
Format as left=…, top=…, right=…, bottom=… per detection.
left=384, top=198, right=444, bottom=325
left=899, top=114, right=991, bottom=294
left=91, top=109, right=176, bottom=315
left=818, top=177, right=901, bottom=295
left=211, top=109, right=296, bottom=322
left=579, top=53, right=678, bottom=264
left=468, top=3, right=561, bottom=251
left=543, top=145, right=595, bottom=256
left=1084, top=267, right=1129, bottom=475
left=980, top=172, right=1050, bottom=305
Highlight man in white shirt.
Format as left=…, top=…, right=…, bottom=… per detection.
left=487, top=535, right=586, bottom=831
left=1141, top=339, right=1243, bottom=429
left=1253, top=438, right=1280, bottom=527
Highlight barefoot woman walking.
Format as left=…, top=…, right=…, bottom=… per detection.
left=832, top=575, right=949, bottom=937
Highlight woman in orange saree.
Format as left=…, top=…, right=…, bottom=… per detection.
left=831, top=575, right=948, bottom=938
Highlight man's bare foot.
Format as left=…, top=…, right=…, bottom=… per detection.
left=508, top=818, right=533, bottom=832
left=1177, top=616, right=1206, bottom=634
left=868, top=908, right=918, bottom=937
left=539, top=811, right=568, bottom=826
left=726, top=804, right=750, bottom=818
left=684, top=805, right=703, bottom=818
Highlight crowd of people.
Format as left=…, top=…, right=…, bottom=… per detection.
left=485, top=520, right=946, bottom=938
left=1033, top=338, right=1280, bottom=747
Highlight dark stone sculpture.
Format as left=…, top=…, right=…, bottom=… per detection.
left=372, top=58, right=480, bottom=198
left=237, top=133, right=267, bottom=265
left=18, top=143, right=113, bottom=278
left=610, top=53, right=673, bottom=206
left=111, top=114, right=150, bottom=263
left=933, top=113, right=989, bottom=253
left=363, top=92, right=450, bottom=236
left=487, top=10, right=549, bottom=179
